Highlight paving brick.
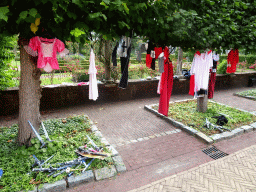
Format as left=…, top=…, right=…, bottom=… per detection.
left=94, top=165, right=117, bottom=180
left=68, top=170, right=94, bottom=188
left=38, top=180, right=66, bottom=192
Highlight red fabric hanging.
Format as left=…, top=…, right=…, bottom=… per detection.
left=158, top=60, right=173, bottom=116
left=154, top=47, right=163, bottom=60
left=189, top=74, right=195, bottom=96
left=208, top=69, right=216, bottom=99
left=226, top=49, right=239, bottom=73
left=146, top=54, right=152, bottom=68
left=163, top=46, right=169, bottom=63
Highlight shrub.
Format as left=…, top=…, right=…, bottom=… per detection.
left=217, top=60, right=227, bottom=74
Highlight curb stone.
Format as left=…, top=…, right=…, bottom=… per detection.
left=38, top=180, right=66, bottom=192
left=67, top=170, right=94, bottom=188
left=112, top=156, right=127, bottom=173
left=94, top=165, right=117, bottom=180
left=36, top=116, right=126, bottom=192
left=251, top=122, right=256, bottom=129
left=144, top=99, right=256, bottom=144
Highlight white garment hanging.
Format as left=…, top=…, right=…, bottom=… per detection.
left=190, top=51, right=213, bottom=97
left=88, top=48, right=98, bottom=101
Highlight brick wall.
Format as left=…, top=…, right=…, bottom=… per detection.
left=0, top=72, right=255, bottom=116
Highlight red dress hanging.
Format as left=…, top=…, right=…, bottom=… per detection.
left=158, top=59, right=173, bottom=116
left=226, top=49, right=239, bottom=73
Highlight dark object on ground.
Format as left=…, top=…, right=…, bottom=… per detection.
left=248, top=76, right=256, bottom=87
left=212, top=115, right=228, bottom=126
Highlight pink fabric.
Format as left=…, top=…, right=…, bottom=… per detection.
left=29, top=36, right=65, bottom=70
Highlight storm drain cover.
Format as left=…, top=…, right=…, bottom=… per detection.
left=202, top=146, right=228, bottom=160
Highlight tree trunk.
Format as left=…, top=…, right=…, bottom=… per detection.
left=104, top=40, right=111, bottom=82
left=176, top=47, right=183, bottom=75
left=197, top=94, right=208, bottom=113
left=17, top=38, right=42, bottom=146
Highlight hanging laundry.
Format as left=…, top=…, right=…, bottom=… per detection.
left=146, top=41, right=154, bottom=68
left=24, top=36, right=69, bottom=72
left=208, top=52, right=219, bottom=99
left=112, top=41, right=119, bottom=66
left=189, top=50, right=213, bottom=97
left=119, top=37, right=132, bottom=89
left=88, top=48, right=98, bottom=101
left=158, top=52, right=165, bottom=73
left=158, top=59, right=174, bottom=116
left=226, top=49, right=239, bottom=73
left=154, top=47, right=163, bottom=60
left=136, top=43, right=147, bottom=62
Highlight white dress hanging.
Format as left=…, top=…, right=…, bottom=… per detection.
left=88, top=48, right=98, bottom=101
left=190, top=51, right=213, bottom=97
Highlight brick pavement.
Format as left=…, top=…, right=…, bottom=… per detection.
left=129, top=144, right=256, bottom=192
left=0, top=86, right=255, bottom=192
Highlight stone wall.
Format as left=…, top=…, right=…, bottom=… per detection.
left=0, top=72, right=255, bottom=116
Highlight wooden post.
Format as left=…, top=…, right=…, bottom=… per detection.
left=197, top=94, right=208, bottom=113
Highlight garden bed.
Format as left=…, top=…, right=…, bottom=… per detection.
left=145, top=99, right=256, bottom=144
left=234, top=89, right=256, bottom=101
left=0, top=115, right=125, bottom=192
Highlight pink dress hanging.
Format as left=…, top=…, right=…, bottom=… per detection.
left=24, top=36, right=69, bottom=72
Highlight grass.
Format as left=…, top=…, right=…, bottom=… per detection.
left=236, top=89, right=256, bottom=100
left=0, top=115, right=113, bottom=192
left=152, top=100, right=256, bottom=136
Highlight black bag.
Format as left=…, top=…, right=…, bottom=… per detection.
left=212, top=115, right=228, bottom=126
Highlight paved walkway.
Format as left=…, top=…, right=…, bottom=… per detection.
left=0, top=86, right=256, bottom=192
left=129, top=144, right=256, bottom=192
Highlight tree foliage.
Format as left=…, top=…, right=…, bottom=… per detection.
left=1, top=0, right=256, bottom=52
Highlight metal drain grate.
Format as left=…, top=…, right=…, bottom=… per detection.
left=202, top=146, right=228, bottom=160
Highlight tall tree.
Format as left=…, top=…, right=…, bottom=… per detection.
left=0, top=0, right=153, bottom=145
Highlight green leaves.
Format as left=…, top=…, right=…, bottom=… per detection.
left=19, top=11, right=28, bottom=20
left=122, top=3, right=129, bottom=14
left=0, top=6, right=9, bottom=22
left=29, top=8, right=37, bottom=17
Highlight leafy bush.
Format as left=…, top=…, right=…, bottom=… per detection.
left=0, top=35, right=17, bottom=90
left=217, top=60, right=227, bottom=74
left=0, top=115, right=112, bottom=192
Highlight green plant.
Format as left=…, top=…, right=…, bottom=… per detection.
left=0, top=115, right=112, bottom=192
left=217, top=60, right=227, bottom=74
left=152, top=100, right=256, bottom=136
left=236, top=89, right=256, bottom=99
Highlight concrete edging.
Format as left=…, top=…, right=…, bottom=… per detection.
left=233, top=93, right=256, bottom=101
left=144, top=99, right=256, bottom=145
left=33, top=116, right=126, bottom=192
